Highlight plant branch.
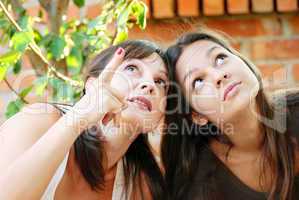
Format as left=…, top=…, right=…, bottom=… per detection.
left=3, top=78, right=29, bottom=104
left=0, top=1, right=83, bottom=88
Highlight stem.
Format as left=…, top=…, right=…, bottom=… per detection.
left=0, top=1, right=83, bottom=88
left=3, top=78, right=29, bottom=104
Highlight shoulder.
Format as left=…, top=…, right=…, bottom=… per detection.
left=0, top=103, right=62, bottom=171
left=0, top=102, right=62, bottom=141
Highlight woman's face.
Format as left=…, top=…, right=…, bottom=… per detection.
left=110, top=52, right=169, bottom=132
left=175, top=40, right=259, bottom=125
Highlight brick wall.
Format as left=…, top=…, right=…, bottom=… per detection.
left=0, top=0, right=299, bottom=122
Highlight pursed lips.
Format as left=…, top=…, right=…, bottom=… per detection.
left=127, top=96, right=152, bottom=112
left=223, top=81, right=242, bottom=101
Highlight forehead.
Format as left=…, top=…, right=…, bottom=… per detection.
left=177, top=40, right=222, bottom=69
left=130, top=52, right=167, bottom=72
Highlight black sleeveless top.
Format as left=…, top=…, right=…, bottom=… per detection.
left=187, top=145, right=299, bottom=200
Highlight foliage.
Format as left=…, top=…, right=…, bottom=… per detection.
left=0, top=0, right=147, bottom=118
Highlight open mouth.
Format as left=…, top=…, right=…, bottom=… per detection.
left=127, top=96, right=152, bottom=112
left=223, top=81, right=242, bottom=101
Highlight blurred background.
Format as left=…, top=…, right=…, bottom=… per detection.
left=0, top=0, right=299, bottom=123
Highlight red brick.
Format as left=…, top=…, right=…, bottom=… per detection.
left=129, top=20, right=193, bottom=44
left=67, top=3, right=80, bottom=20
left=277, top=0, right=298, bottom=12
left=232, top=42, right=241, bottom=51
left=141, top=0, right=151, bottom=18
left=177, top=0, right=199, bottom=17
left=288, top=16, right=299, bottom=34
left=252, top=0, right=274, bottom=13
left=86, top=3, right=102, bottom=19
left=205, top=18, right=281, bottom=37
left=252, top=39, right=299, bottom=60
left=227, top=0, right=249, bottom=14
left=203, top=0, right=224, bottom=16
left=292, top=64, right=299, bottom=82
left=152, top=0, right=175, bottom=18
left=257, top=64, right=287, bottom=87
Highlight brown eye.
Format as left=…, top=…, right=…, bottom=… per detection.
left=155, top=78, right=167, bottom=90
left=215, top=54, right=227, bottom=66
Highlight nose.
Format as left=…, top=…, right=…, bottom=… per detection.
left=211, top=69, right=230, bottom=88
left=137, top=82, right=155, bottom=95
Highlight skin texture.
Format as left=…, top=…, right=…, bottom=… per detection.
left=0, top=49, right=168, bottom=200
left=176, top=40, right=260, bottom=126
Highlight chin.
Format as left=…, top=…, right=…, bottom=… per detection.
left=120, top=107, right=159, bottom=133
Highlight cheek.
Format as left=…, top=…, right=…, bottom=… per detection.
left=231, top=63, right=260, bottom=95
left=110, top=73, right=133, bottom=96
left=189, top=86, right=221, bottom=116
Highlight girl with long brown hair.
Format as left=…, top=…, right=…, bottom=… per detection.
left=0, top=40, right=170, bottom=200
left=162, top=29, right=299, bottom=200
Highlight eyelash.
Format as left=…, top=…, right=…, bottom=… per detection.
left=124, top=64, right=168, bottom=90
left=155, top=79, right=167, bottom=90
left=192, top=78, right=203, bottom=88
left=124, top=64, right=138, bottom=72
left=215, top=53, right=228, bottom=66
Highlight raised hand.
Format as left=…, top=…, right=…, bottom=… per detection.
left=72, top=48, right=127, bottom=126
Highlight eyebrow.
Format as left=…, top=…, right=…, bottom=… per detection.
left=182, top=46, right=220, bottom=83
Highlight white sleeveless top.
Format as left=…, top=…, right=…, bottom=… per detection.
left=41, top=152, right=131, bottom=200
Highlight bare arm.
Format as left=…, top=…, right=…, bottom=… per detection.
left=0, top=101, right=94, bottom=199
left=0, top=49, right=126, bottom=200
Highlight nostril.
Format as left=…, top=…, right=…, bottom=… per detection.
left=217, top=80, right=221, bottom=85
left=141, top=85, right=147, bottom=89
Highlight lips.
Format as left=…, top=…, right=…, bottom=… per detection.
left=127, top=96, right=152, bottom=112
left=223, top=81, right=242, bottom=101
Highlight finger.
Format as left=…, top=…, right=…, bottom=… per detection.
left=105, top=84, right=126, bottom=105
left=102, top=113, right=115, bottom=126
left=99, top=47, right=125, bottom=84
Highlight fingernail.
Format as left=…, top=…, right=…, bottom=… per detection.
left=116, top=48, right=124, bottom=55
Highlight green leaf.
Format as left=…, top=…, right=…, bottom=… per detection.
left=117, top=3, right=132, bottom=27
left=57, top=83, right=75, bottom=102
left=48, top=77, right=74, bottom=102
left=0, top=65, right=8, bottom=81
left=0, top=50, right=21, bottom=64
left=71, top=32, right=85, bottom=47
left=34, top=76, right=48, bottom=96
left=113, top=27, right=128, bottom=45
left=49, top=36, right=66, bottom=60
left=18, top=15, right=30, bottom=31
left=66, top=47, right=83, bottom=73
left=5, top=99, right=24, bottom=119
left=73, top=0, right=85, bottom=8
left=132, top=2, right=147, bottom=29
left=19, top=86, right=33, bottom=98
left=11, top=31, right=32, bottom=52
left=0, top=18, right=9, bottom=29
left=13, top=60, right=21, bottom=74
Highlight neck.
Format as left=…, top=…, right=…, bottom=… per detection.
left=217, top=101, right=264, bottom=154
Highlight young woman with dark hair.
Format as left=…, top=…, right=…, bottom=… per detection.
left=0, top=40, right=170, bottom=200
left=162, top=29, right=299, bottom=200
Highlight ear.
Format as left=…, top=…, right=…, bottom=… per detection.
left=85, top=77, right=97, bottom=93
left=191, top=111, right=208, bottom=126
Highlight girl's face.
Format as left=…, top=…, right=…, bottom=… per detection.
left=175, top=40, right=259, bottom=125
left=110, top=52, right=169, bottom=132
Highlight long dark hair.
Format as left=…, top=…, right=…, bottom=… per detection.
left=74, top=40, right=169, bottom=200
left=162, top=29, right=298, bottom=200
